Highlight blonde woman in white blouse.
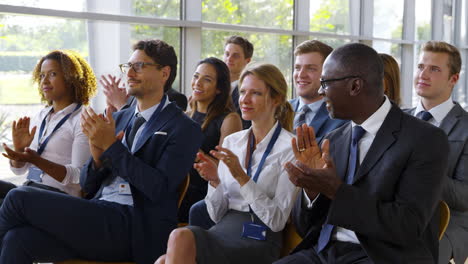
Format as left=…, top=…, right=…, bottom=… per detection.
left=1, top=50, right=97, bottom=197
left=156, top=63, right=300, bottom=264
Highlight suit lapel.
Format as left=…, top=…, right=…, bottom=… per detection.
left=133, top=103, right=178, bottom=153
left=353, top=106, right=401, bottom=184
left=309, top=102, right=328, bottom=134
left=291, top=98, right=300, bottom=112
left=115, top=106, right=136, bottom=135
left=439, top=103, right=461, bottom=136
left=332, top=123, right=352, bottom=181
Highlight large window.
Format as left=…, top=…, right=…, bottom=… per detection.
left=310, top=0, right=352, bottom=34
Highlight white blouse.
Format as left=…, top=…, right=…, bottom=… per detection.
left=205, top=121, right=300, bottom=232
left=10, top=103, right=90, bottom=197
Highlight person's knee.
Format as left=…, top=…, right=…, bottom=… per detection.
left=2, top=187, right=29, bottom=209
left=155, top=254, right=166, bottom=264
left=2, top=228, right=26, bottom=251
left=168, top=228, right=194, bottom=247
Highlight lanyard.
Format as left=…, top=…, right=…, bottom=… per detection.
left=37, top=103, right=82, bottom=155
left=246, top=122, right=282, bottom=183
left=124, top=95, right=167, bottom=145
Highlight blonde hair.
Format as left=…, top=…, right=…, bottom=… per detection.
left=32, top=50, right=97, bottom=105
left=239, top=63, right=294, bottom=132
left=421, top=41, right=461, bottom=76
left=379, top=53, right=401, bottom=105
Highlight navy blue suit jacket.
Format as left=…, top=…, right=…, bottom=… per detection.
left=81, top=101, right=203, bottom=264
left=292, top=105, right=449, bottom=263
left=289, top=98, right=347, bottom=143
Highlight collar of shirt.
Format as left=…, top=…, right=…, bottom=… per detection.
left=230, top=80, right=239, bottom=94
left=44, top=102, right=79, bottom=118
left=133, top=95, right=170, bottom=121
left=351, top=96, right=391, bottom=138
left=414, top=97, right=455, bottom=126
left=297, top=97, right=324, bottom=113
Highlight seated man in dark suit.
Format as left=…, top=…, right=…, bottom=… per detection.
left=406, top=41, right=468, bottom=264
left=290, top=40, right=347, bottom=140
left=0, top=39, right=203, bottom=264
left=276, top=43, right=449, bottom=263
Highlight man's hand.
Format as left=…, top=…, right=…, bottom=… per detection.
left=81, top=106, right=117, bottom=151
left=292, top=124, right=325, bottom=169
left=11, top=117, right=36, bottom=152
left=286, top=140, right=343, bottom=200
left=100, top=74, right=128, bottom=111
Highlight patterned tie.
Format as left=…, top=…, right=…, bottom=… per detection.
left=295, top=105, right=311, bottom=128
left=126, top=114, right=146, bottom=150
left=317, top=125, right=366, bottom=252
left=417, top=111, right=433, bottom=122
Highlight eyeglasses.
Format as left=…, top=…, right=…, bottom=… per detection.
left=320, top=75, right=360, bottom=90
left=119, top=62, right=160, bottom=73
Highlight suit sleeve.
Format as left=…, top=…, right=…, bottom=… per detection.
left=80, top=157, right=110, bottom=198
left=327, top=128, right=449, bottom=246
left=443, top=139, right=468, bottom=211
left=96, top=118, right=202, bottom=203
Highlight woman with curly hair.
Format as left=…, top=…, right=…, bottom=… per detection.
left=1, top=50, right=97, bottom=197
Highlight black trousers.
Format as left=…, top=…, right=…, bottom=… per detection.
left=274, top=241, right=371, bottom=264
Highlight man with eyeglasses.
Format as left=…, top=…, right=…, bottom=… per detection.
left=276, top=43, right=448, bottom=263
left=290, top=40, right=347, bottom=142
left=0, top=39, right=203, bottom=264
left=406, top=41, right=468, bottom=264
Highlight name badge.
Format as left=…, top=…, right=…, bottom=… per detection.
left=241, top=222, right=267, bottom=241
left=118, top=183, right=132, bottom=195
left=27, top=166, right=43, bottom=182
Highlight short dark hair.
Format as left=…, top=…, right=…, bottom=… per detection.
left=133, top=39, right=177, bottom=92
left=224, top=35, right=254, bottom=59
left=330, top=43, right=384, bottom=94
left=294, top=40, right=333, bottom=63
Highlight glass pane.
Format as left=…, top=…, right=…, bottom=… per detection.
left=132, top=0, right=180, bottom=19
left=0, top=0, right=85, bottom=12
left=373, top=0, right=404, bottom=39
left=202, top=0, right=293, bottom=30
left=415, top=0, right=432, bottom=41
left=443, top=0, right=454, bottom=43
left=201, top=30, right=292, bottom=95
left=453, top=50, right=467, bottom=108
left=373, top=41, right=402, bottom=64
left=310, top=0, right=351, bottom=34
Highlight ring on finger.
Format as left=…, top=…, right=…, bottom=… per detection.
left=299, top=148, right=306, bottom=152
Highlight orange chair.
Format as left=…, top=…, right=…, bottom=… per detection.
left=280, top=219, right=302, bottom=257
left=56, top=175, right=190, bottom=264
left=439, top=200, right=450, bottom=241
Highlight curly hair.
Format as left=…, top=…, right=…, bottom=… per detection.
left=32, top=50, right=97, bottom=105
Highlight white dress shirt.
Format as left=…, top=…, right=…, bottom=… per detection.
left=10, top=103, right=90, bottom=197
left=205, top=121, right=300, bottom=232
left=414, top=97, right=455, bottom=127
left=294, top=98, right=324, bottom=126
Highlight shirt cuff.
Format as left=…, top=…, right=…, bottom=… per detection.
left=303, top=189, right=320, bottom=208
left=62, top=165, right=81, bottom=184
left=9, top=160, right=29, bottom=175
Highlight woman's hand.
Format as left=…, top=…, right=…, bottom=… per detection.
left=210, top=146, right=250, bottom=186
left=2, top=144, right=40, bottom=164
left=12, top=117, right=36, bottom=152
left=194, top=152, right=220, bottom=187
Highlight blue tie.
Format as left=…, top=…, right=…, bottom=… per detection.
left=295, top=105, right=311, bottom=128
left=317, top=125, right=366, bottom=252
left=418, top=111, right=433, bottom=122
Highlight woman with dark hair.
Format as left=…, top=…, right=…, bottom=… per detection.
left=157, top=63, right=300, bottom=264
left=1, top=50, right=97, bottom=197
left=178, top=57, right=242, bottom=222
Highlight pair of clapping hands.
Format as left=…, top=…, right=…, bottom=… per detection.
left=194, top=124, right=343, bottom=199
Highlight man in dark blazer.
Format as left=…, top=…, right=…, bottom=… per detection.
left=276, top=43, right=449, bottom=263
left=406, top=41, right=468, bottom=264
left=0, top=40, right=203, bottom=264
left=289, top=40, right=347, bottom=140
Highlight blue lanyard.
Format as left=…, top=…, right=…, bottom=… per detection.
left=246, top=123, right=282, bottom=182
left=37, top=103, right=82, bottom=155
left=124, top=95, right=167, bottom=145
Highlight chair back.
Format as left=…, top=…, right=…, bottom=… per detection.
left=439, top=200, right=450, bottom=241
left=280, top=220, right=302, bottom=257
left=177, top=174, right=190, bottom=209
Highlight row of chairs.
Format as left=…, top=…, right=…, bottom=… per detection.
left=55, top=186, right=451, bottom=264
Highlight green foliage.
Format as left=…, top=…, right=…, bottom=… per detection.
left=0, top=74, right=40, bottom=104
left=0, top=53, right=41, bottom=72
left=310, top=0, right=349, bottom=34
left=133, top=0, right=180, bottom=18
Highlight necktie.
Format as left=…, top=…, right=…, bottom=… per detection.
left=126, top=114, right=146, bottom=150
left=295, top=105, right=311, bottom=128
left=317, top=125, right=366, bottom=252
left=417, top=111, right=433, bottom=122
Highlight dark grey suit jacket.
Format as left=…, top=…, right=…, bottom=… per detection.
left=293, top=105, right=449, bottom=264
left=407, top=103, right=468, bottom=264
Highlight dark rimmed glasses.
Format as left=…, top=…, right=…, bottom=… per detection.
left=320, top=75, right=360, bottom=90
left=119, top=62, right=161, bottom=74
